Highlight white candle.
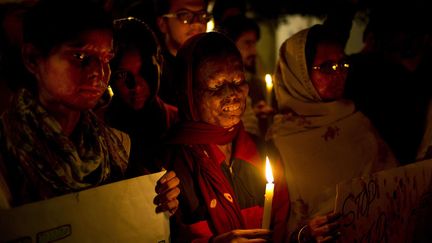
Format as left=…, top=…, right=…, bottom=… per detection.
left=265, top=74, right=273, bottom=105
left=262, top=156, right=274, bottom=229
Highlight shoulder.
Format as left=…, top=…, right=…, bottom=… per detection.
left=108, top=127, right=131, bottom=157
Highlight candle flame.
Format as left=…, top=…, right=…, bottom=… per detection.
left=265, top=74, right=273, bottom=90
left=206, top=19, right=215, bottom=32
left=265, top=156, right=274, bottom=183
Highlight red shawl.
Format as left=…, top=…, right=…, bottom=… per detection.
left=168, top=121, right=262, bottom=234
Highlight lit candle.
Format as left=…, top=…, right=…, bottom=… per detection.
left=265, top=74, right=273, bottom=105
left=262, top=156, right=274, bottom=229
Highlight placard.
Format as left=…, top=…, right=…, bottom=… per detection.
left=0, top=171, right=169, bottom=243
left=335, top=159, right=432, bottom=242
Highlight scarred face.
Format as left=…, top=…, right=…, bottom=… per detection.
left=195, top=55, right=249, bottom=128
left=310, top=42, right=348, bottom=101
left=30, top=29, right=114, bottom=111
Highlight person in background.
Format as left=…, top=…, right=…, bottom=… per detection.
left=163, top=32, right=289, bottom=243
left=218, top=15, right=273, bottom=138
left=344, top=4, right=431, bottom=165
left=0, top=0, right=179, bottom=214
left=155, top=0, right=210, bottom=106
left=211, top=0, right=246, bottom=27
left=104, top=17, right=178, bottom=176
left=0, top=2, right=34, bottom=115
left=267, top=24, right=398, bottom=242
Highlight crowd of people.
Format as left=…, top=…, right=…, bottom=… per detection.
left=0, top=0, right=430, bottom=242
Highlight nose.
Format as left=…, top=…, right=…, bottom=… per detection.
left=88, top=58, right=110, bottom=87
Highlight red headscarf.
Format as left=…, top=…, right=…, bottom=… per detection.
left=168, top=32, right=251, bottom=234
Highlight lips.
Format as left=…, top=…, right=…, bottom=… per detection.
left=222, top=103, right=241, bottom=113
left=79, top=87, right=104, bottom=98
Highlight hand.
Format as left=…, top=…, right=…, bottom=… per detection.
left=153, top=171, right=180, bottom=216
left=212, top=229, right=271, bottom=243
left=253, top=101, right=274, bottom=119
left=307, top=212, right=341, bottom=242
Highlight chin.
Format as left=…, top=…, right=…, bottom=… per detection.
left=221, top=117, right=241, bottom=129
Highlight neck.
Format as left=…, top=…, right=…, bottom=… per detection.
left=165, top=38, right=179, bottom=56
left=39, top=99, right=81, bottom=137
left=217, top=143, right=232, bottom=166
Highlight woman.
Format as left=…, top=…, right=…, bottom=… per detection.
left=164, top=32, right=289, bottom=242
left=267, top=24, right=398, bottom=242
left=0, top=0, right=179, bottom=213
left=104, top=17, right=178, bottom=175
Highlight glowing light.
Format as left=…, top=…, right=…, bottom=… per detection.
left=265, top=74, right=273, bottom=90
left=262, top=156, right=274, bottom=229
left=207, top=19, right=215, bottom=32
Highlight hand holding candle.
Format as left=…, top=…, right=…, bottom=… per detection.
left=262, top=156, right=274, bottom=229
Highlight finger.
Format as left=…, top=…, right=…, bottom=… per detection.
left=158, top=171, right=176, bottom=185
left=326, top=212, right=342, bottom=222
left=316, top=233, right=340, bottom=243
left=232, top=229, right=272, bottom=238
left=156, top=199, right=179, bottom=215
left=154, top=186, right=180, bottom=205
left=156, top=175, right=180, bottom=194
left=311, top=222, right=340, bottom=238
left=309, top=215, right=329, bottom=228
left=241, top=239, right=267, bottom=243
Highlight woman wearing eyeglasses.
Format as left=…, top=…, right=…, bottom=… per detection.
left=155, top=0, right=211, bottom=106
left=266, top=24, right=399, bottom=242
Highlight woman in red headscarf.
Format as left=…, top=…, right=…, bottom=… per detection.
left=163, top=32, right=289, bottom=242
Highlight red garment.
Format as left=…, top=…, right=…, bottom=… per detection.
left=168, top=121, right=246, bottom=234
left=166, top=121, right=290, bottom=242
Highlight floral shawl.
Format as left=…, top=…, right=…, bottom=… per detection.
left=267, top=26, right=398, bottom=235
left=0, top=89, right=129, bottom=206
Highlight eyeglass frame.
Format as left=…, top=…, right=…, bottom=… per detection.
left=311, top=59, right=351, bottom=74
left=162, top=9, right=212, bottom=25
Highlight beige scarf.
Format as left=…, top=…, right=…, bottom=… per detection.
left=267, top=26, right=398, bottom=234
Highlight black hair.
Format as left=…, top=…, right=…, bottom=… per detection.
left=212, top=0, right=246, bottom=25
left=217, top=15, right=260, bottom=42
left=155, top=0, right=209, bottom=16
left=111, top=17, right=162, bottom=97
left=22, top=0, right=113, bottom=56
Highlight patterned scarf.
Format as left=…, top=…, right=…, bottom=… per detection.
left=1, top=89, right=128, bottom=199
left=168, top=121, right=246, bottom=234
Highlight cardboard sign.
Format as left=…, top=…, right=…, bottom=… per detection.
left=0, top=171, right=170, bottom=243
left=335, top=159, right=432, bottom=242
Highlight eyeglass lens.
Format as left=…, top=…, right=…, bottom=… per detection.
left=176, top=10, right=210, bottom=24
left=316, top=60, right=350, bottom=74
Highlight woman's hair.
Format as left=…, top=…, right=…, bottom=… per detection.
left=304, top=24, right=344, bottom=70
left=22, top=0, right=113, bottom=56
left=111, top=17, right=162, bottom=97
left=217, top=15, right=260, bottom=42
left=175, top=31, right=242, bottom=120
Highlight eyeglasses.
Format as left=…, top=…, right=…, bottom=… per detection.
left=312, top=60, right=350, bottom=74
left=162, top=9, right=212, bottom=24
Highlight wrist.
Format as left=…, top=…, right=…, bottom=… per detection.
left=297, top=225, right=314, bottom=243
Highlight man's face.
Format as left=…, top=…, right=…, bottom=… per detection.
left=236, top=30, right=258, bottom=73
left=158, top=0, right=207, bottom=56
